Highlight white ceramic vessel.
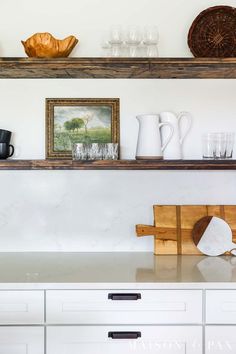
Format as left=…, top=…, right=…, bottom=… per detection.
left=160, top=111, right=192, bottom=159
left=136, top=114, right=174, bottom=159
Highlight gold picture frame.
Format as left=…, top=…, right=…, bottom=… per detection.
left=46, top=98, right=120, bottom=159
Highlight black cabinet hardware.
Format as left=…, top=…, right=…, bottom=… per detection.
left=108, top=331, right=141, bottom=339
left=108, top=293, right=141, bottom=300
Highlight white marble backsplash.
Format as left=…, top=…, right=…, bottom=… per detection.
left=0, top=171, right=235, bottom=252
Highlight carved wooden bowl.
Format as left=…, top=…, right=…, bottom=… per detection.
left=22, top=32, right=78, bottom=58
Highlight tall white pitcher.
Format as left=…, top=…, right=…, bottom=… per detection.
left=160, top=111, right=192, bottom=159
left=136, top=114, right=174, bottom=160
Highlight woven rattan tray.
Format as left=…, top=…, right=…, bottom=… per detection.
left=188, top=6, right=236, bottom=58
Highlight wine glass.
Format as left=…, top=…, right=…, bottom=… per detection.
left=125, top=26, right=142, bottom=57
left=143, top=26, right=159, bottom=57
left=109, top=25, right=124, bottom=57
left=109, top=25, right=124, bottom=45
left=143, top=26, right=159, bottom=45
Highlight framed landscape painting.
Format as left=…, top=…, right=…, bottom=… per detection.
left=46, top=98, right=120, bottom=159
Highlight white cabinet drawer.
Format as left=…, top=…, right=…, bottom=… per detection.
left=0, top=327, right=44, bottom=354
left=47, top=326, right=202, bottom=354
left=206, top=326, right=236, bottom=353
left=0, top=291, right=44, bottom=324
left=206, top=290, right=236, bottom=324
left=46, top=290, right=202, bottom=324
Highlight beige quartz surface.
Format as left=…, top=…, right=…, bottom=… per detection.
left=0, top=252, right=235, bottom=286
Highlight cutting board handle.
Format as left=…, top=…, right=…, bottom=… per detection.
left=229, top=243, right=236, bottom=256
left=136, top=224, right=159, bottom=237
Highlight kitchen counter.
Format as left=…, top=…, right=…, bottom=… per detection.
left=0, top=252, right=235, bottom=289
left=0, top=252, right=235, bottom=353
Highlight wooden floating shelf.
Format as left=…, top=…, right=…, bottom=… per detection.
left=1, top=57, right=236, bottom=79
left=0, top=159, right=236, bottom=170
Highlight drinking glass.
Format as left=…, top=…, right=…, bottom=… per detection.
left=125, top=26, right=142, bottom=57
left=103, top=143, right=119, bottom=160
left=72, top=143, right=87, bottom=160
left=226, top=133, right=235, bottom=158
left=87, top=143, right=102, bottom=160
left=202, top=132, right=235, bottom=159
left=109, top=25, right=124, bottom=45
left=202, top=134, right=215, bottom=159
left=143, top=26, right=159, bottom=45
left=214, top=133, right=227, bottom=159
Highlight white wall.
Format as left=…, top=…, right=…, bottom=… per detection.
left=0, top=0, right=236, bottom=251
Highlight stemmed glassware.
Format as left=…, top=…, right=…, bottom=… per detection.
left=109, top=26, right=124, bottom=57
left=125, top=26, right=142, bottom=57
left=143, top=26, right=159, bottom=57
left=101, top=25, right=159, bottom=57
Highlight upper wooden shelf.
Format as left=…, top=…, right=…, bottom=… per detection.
left=1, top=159, right=236, bottom=170
left=1, top=57, right=236, bottom=79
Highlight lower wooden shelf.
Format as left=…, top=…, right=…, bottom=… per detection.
left=0, top=159, right=236, bottom=170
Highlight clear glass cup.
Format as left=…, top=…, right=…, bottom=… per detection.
left=87, top=143, right=102, bottom=160
left=202, top=132, right=235, bottom=160
left=103, top=143, right=119, bottom=160
left=72, top=143, right=87, bottom=160
left=143, top=26, right=159, bottom=45
left=202, top=133, right=215, bottom=159
left=214, top=133, right=227, bottom=159
left=226, top=133, right=235, bottom=158
left=125, top=26, right=142, bottom=46
left=109, top=25, right=124, bottom=45
left=125, top=26, right=142, bottom=57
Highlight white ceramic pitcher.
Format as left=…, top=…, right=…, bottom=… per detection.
left=136, top=114, right=174, bottom=160
left=160, top=111, right=192, bottom=159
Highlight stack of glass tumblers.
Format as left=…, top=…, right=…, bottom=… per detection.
left=72, top=143, right=119, bottom=161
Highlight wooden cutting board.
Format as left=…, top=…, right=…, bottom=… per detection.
left=136, top=205, right=236, bottom=255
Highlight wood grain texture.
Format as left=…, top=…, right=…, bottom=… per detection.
left=22, top=33, right=78, bottom=58
left=192, top=216, right=213, bottom=246
left=136, top=205, right=236, bottom=255
left=0, top=58, right=236, bottom=78
left=1, top=159, right=236, bottom=170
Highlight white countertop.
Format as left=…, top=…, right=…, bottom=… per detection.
left=0, top=252, right=236, bottom=289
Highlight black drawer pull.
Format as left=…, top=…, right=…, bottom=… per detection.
left=108, top=331, right=141, bottom=339
left=108, top=293, right=141, bottom=301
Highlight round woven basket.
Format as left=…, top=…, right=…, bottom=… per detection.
left=188, top=5, right=236, bottom=57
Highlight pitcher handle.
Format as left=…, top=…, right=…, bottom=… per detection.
left=178, top=111, right=192, bottom=145
left=159, top=122, right=174, bottom=152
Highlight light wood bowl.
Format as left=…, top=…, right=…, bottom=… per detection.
left=22, top=32, right=78, bottom=58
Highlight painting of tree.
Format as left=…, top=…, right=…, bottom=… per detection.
left=46, top=98, right=120, bottom=158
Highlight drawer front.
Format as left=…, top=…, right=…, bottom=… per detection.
left=47, top=326, right=202, bottom=354
left=206, top=326, right=236, bottom=353
left=0, top=327, right=44, bottom=354
left=46, top=290, right=202, bottom=324
left=0, top=291, right=44, bottom=324
left=206, top=290, right=236, bottom=324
